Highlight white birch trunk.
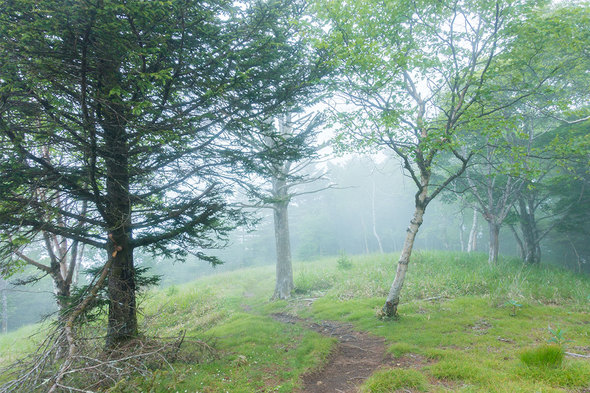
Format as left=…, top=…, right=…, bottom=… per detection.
left=371, top=181, right=384, bottom=253
left=467, top=209, right=478, bottom=252
left=459, top=210, right=466, bottom=252
left=1, top=279, right=7, bottom=334
left=360, top=215, right=370, bottom=254
left=383, top=203, right=425, bottom=317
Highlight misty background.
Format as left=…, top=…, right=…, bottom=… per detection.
left=2, top=153, right=584, bottom=332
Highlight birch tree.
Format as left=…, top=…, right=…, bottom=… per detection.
left=313, top=0, right=552, bottom=317
left=0, top=278, right=7, bottom=334
left=0, top=144, right=88, bottom=316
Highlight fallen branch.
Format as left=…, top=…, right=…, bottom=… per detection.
left=47, top=256, right=113, bottom=393
left=565, top=352, right=590, bottom=359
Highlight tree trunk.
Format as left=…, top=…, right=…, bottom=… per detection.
left=102, top=59, right=137, bottom=347
left=104, top=148, right=136, bottom=347
left=488, top=221, right=500, bottom=265
left=272, top=201, right=294, bottom=300
left=459, top=210, right=466, bottom=252
left=510, top=225, right=525, bottom=260
left=383, top=203, right=425, bottom=317
left=518, top=198, right=541, bottom=265
left=371, top=181, right=384, bottom=253
left=360, top=215, right=370, bottom=254
left=467, top=209, right=478, bottom=252
left=1, top=279, right=7, bottom=334
left=106, top=236, right=136, bottom=347
left=54, top=276, right=71, bottom=321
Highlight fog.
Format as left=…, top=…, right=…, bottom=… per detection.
left=7, top=152, right=579, bottom=333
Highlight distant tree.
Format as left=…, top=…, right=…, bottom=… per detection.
left=0, top=278, right=7, bottom=334
left=0, top=145, right=88, bottom=317
left=536, top=121, right=590, bottom=270
left=467, top=209, right=479, bottom=253
left=313, top=0, right=553, bottom=317
left=0, top=0, right=326, bottom=346
left=457, top=126, right=527, bottom=264
left=238, top=112, right=328, bottom=299
left=496, top=4, right=590, bottom=266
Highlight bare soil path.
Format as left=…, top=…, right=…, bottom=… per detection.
left=271, top=313, right=390, bottom=393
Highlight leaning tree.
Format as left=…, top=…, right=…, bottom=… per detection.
left=0, top=0, right=326, bottom=346
left=313, top=0, right=562, bottom=317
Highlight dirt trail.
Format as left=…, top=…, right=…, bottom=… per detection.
left=272, top=313, right=390, bottom=393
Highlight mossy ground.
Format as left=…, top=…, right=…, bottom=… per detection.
left=1, top=251, right=589, bottom=392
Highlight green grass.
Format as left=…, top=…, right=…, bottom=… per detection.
left=520, top=345, right=564, bottom=368
left=1, top=251, right=590, bottom=393
left=362, top=368, right=429, bottom=392
left=0, top=322, right=51, bottom=365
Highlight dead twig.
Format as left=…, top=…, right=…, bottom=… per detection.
left=565, top=352, right=590, bottom=359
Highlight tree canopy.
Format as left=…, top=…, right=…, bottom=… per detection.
left=0, top=0, right=328, bottom=345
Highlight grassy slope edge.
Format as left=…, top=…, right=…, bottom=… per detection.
left=1, top=251, right=589, bottom=392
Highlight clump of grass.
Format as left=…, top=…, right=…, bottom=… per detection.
left=336, top=251, right=353, bottom=270
left=388, top=342, right=418, bottom=357
left=361, top=368, right=428, bottom=393
left=520, top=345, right=564, bottom=368
left=294, top=268, right=334, bottom=294
left=428, top=358, right=484, bottom=382
left=516, top=359, right=590, bottom=387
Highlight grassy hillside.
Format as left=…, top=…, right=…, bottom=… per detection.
left=1, top=251, right=589, bottom=392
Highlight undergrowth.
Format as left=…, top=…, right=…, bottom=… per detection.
left=1, top=251, right=589, bottom=392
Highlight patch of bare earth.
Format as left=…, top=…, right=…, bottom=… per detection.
left=272, top=313, right=390, bottom=393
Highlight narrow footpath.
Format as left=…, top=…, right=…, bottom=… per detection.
left=271, top=313, right=390, bottom=393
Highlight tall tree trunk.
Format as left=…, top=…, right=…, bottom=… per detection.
left=106, top=235, right=136, bottom=347
left=360, top=215, right=370, bottom=254
left=71, top=242, right=84, bottom=287
left=1, top=279, right=7, bottom=334
left=459, top=210, right=466, bottom=252
left=54, top=277, right=71, bottom=322
left=568, top=238, right=582, bottom=273
left=518, top=198, right=541, bottom=265
left=104, top=144, right=136, bottom=346
left=272, top=201, right=294, bottom=300
left=102, top=60, right=137, bottom=347
left=510, top=224, right=525, bottom=260
left=467, top=209, right=478, bottom=252
left=488, top=221, right=500, bottom=264
left=371, top=181, right=384, bottom=253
